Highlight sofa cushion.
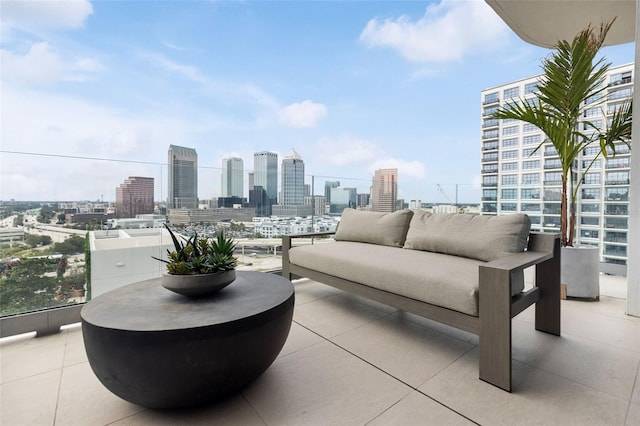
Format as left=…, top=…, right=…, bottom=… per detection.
left=288, top=241, right=524, bottom=316
left=334, top=208, right=414, bottom=248
left=403, top=212, right=531, bottom=262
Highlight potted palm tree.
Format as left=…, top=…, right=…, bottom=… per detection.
left=492, top=20, right=632, bottom=299
left=153, top=224, right=238, bottom=297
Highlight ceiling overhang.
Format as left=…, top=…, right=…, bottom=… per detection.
left=485, top=0, right=635, bottom=48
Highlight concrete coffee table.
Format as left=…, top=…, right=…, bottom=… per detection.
left=81, top=271, right=294, bottom=409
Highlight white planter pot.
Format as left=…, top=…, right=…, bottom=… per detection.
left=561, top=246, right=599, bottom=300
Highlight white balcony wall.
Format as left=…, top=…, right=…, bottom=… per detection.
left=90, top=229, right=172, bottom=298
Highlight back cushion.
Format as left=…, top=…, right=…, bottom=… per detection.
left=334, top=208, right=414, bottom=247
left=403, top=211, right=531, bottom=261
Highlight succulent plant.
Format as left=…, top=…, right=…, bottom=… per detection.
left=153, top=224, right=237, bottom=275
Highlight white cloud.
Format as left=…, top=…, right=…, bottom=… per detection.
left=1, top=42, right=63, bottom=85
left=140, top=53, right=280, bottom=110
left=278, top=100, right=327, bottom=128
left=359, top=0, right=508, bottom=63
left=1, top=0, right=93, bottom=33
left=1, top=42, right=104, bottom=86
left=315, top=135, right=377, bottom=167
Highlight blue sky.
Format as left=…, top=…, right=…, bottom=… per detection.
left=1, top=0, right=635, bottom=203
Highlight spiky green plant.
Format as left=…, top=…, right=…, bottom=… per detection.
left=491, top=20, right=632, bottom=247
left=153, top=224, right=238, bottom=275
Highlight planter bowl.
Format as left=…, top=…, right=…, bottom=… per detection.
left=161, top=270, right=236, bottom=297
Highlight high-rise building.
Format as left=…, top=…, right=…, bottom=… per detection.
left=221, top=157, right=243, bottom=198
left=371, top=168, right=398, bottom=212
left=281, top=149, right=305, bottom=206
left=324, top=181, right=340, bottom=205
left=115, top=177, right=154, bottom=218
left=480, top=63, right=633, bottom=271
left=168, top=145, right=198, bottom=209
left=248, top=172, right=255, bottom=193
left=254, top=151, right=278, bottom=201
left=330, top=187, right=357, bottom=214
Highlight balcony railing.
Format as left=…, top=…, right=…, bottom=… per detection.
left=1, top=151, right=494, bottom=337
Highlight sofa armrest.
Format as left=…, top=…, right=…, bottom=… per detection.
left=282, top=231, right=336, bottom=280
left=478, top=232, right=560, bottom=391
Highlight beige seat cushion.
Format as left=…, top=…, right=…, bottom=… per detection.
left=288, top=241, right=525, bottom=316
left=334, top=208, right=414, bottom=248
left=404, top=212, right=531, bottom=261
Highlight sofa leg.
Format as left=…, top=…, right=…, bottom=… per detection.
left=535, top=238, right=561, bottom=336
left=479, top=267, right=512, bottom=392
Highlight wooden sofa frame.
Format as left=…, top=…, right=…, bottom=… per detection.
left=282, top=231, right=560, bottom=392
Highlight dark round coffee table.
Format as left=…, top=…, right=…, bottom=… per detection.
left=81, top=271, right=294, bottom=409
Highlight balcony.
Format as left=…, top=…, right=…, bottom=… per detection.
left=2, top=274, right=638, bottom=425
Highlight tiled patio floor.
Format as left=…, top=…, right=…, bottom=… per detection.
left=1, top=275, right=639, bottom=425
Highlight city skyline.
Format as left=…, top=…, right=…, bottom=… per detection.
left=1, top=1, right=634, bottom=203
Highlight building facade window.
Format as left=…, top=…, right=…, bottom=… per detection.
left=522, top=148, right=540, bottom=157
left=503, top=87, right=519, bottom=99
left=544, top=188, right=562, bottom=201
left=521, top=203, right=541, bottom=211
left=502, top=150, right=518, bottom=159
left=522, top=135, right=541, bottom=145
left=501, top=189, right=517, bottom=199
left=606, top=187, right=628, bottom=201
left=581, top=216, right=600, bottom=226
left=502, top=138, right=519, bottom=148
left=484, top=92, right=499, bottom=103
left=610, top=70, right=632, bottom=85
left=522, top=173, right=540, bottom=184
left=482, top=189, right=497, bottom=201
left=483, top=105, right=498, bottom=116
left=482, top=175, right=498, bottom=186
left=582, top=188, right=601, bottom=200
left=582, top=229, right=600, bottom=239
left=483, top=129, right=499, bottom=139
left=545, top=158, right=561, bottom=169
left=581, top=203, right=600, bottom=213
left=524, top=82, right=538, bottom=94
left=482, top=152, right=498, bottom=162
left=522, top=123, right=538, bottom=133
left=502, top=162, right=518, bottom=171
left=482, top=164, right=498, bottom=173
left=502, top=126, right=519, bottom=136
left=606, top=171, right=630, bottom=184
left=502, top=174, right=518, bottom=185
left=609, top=87, right=632, bottom=100
left=521, top=188, right=541, bottom=199
left=583, top=119, right=603, bottom=130
left=606, top=158, right=630, bottom=169
left=583, top=172, right=601, bottom=185
left=584, top=107, right=601, bottom=118
left=522, top=160, right=540, bottom=169
left=583, top=146, right=600, bottom=156
left=501, top=203, right=517, bottom=211
left=544, top=171, right=562, bottom=184
left=583, top=159, right=602, bottom=169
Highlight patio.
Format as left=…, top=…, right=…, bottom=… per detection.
left=1, top=274, right=639, bottom=425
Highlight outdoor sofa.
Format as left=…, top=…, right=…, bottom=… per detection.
left=282, top=209, right=560, bottom=392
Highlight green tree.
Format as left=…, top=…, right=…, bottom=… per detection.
left=53, top=234, right=85, bottom=255
left=0, top=258, right=66, bottom=316
left=37, top=205, right=57, bottom=224
left=492, top=21, right=632, bottom=247
left=13, top=214, right=24, bottom=227
left=24, top=234, right=53, bottom=248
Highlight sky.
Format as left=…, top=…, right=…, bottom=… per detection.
left=0, top=0, right=635, bottom=204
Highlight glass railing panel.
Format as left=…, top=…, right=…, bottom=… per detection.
left=3, top=151, right=485, bottom=324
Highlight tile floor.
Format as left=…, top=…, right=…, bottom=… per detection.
left=1, top=275, right=639, bottom=425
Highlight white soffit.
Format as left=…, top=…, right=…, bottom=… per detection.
left=485, top=0, right=635, bottom=47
